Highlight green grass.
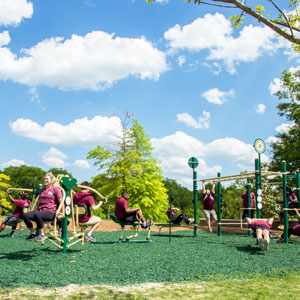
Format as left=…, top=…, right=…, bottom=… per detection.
left=0, top=228, right=300, bottom=289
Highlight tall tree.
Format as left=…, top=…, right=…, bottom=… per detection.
left=269, top=69, right=300, bottom=175
left=147, top=0, right=300, bottom=46
left=87, top=115, right=168, bottom=221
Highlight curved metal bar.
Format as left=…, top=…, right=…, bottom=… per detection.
left=77, top=185, right=108, bottom=203
left=7, top=188, right=34, bottom=193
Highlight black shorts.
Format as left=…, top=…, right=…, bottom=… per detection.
left=123, top=211, right=138, bottom=222
left=255, top=225, right=271, bottom=232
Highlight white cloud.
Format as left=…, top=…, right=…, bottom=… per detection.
left=177, top=55, right=186, bottom=66
left=10, top=115, right=123, bottom=146
left=73, top=160, right=91, bottom=169
left=0, top=0, right=33, bottom=27
left=1, top=158, right=26, bottom=168
left=0, top=31, right=10, bottom=47
left=0, top=31, right=168, bottom=90
left=255, top=103, right=266, bottom=114
left=266, top=136, right=280, bottom=144
left=42, top=147, right=67, bottom=168
left=151, top=131, right=269, bottom=186
left=155, top=0, right=169, bottom=4
left=164, top=13, right=289, bottom=74
left=269, top=78, right=282, bottom=95
left=202, top=88, right=235, bottom=104
left=28, top=87, right=40, bottom=103
left=275, top=123, right=294, bottom=133
left=177, top=111, right=210, bottom=129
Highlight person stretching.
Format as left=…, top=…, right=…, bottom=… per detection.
left=202, top=183, right=217, bottom=233
left=73, top=181, right=103, bottom=242
left=245, top=217, right=274, bottom=251
left=23, top=172, right=63, bottom=242
left=0, top=191, right=31, bottom=237
left=115, top=191, right=153, bottom=229
left=166, top=206, right=194, bottom=224
left=277, top=209, right=300, bottom=242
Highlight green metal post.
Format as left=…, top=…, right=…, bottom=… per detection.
left=217, top=172, right=221, bottom=237
left=297, top=170, right=300, bottom=224
left=193, top=170, right=198, bottom=238
left=247, top=178, right=251, bottom=236
left=169, top=195, right=172, bottom=243
left=61, top=190, right=69, bottom=254
left=282, top=161, right=288, bottom=244
left=255, top=158, right=261, bottom=218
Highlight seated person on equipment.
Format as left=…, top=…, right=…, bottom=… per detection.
left=115, top=191, right=153, bottom=229
left=202, top=182, right=217, bottom=233
left=73, top=181, right=103, bottom=243
left=23, top=172, right=63, bottom=242
left=278, top=186, right=298, bottom=230
left=278, top=208, right=300, bottom=242
left=166, top=205, right=194, bottom=224
left=0, top=191, right=31, bottom=237
left=245, top=217, right=274, bottom=251
left=240, top=187, right=256, bottom=219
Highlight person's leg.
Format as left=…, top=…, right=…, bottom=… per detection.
left=86, top=216, right=101, bottom=238
left=136, top=209, right=145, bottom=223
left=210, top=210, right=218, bottom=229
left=23, top=211, right=36, bottom=233
left=173, top=214, right=184, bottom=224
left=256, top=228, right=264, bottom=249
left=34, top=211, right=55, bottom=234
left=262, top=229, right=270, bottom=250
left=0, top=222, right=6, bottom=233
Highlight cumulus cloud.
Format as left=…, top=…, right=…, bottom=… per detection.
left=73, top=159, right=91, bottom=169
left=151, top=131, right=268, bottom=186
left=275, top=122, right=294, bottom=133
left=255, top=103, right=266, bottom=114
left=0, top=0, right=33, bottom=27
left=0, top=31, right=168, bottom=90
left=266, top=136, right=280, bottom=144
left=1, top=158, right=26, bottom=168
left=269, top=78, right=282, bottom=95
left=10, top=115, right=123, bottom=146
left=164, top=13, right=288, bottom=73
left=42, top=147, right=67, bottom=168
left=0, top=31, right=10, bottom=47
left=202, top=88, right=235, bottom=104
left=177, top=55, right=186, bottom=66
left=177, top=111, right=210, bottom=129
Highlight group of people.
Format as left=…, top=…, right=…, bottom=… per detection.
left=0, top=173, right=153, bottom=243
left=1, top=173, right=299, bottom=250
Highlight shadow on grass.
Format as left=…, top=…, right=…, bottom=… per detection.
left=236, top=245, right=265, bottom=255
left=0, top=249, right=40, bottom=261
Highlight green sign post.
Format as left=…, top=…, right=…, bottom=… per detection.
left=217, top=172, right=221, bottom=237
left=188, top=157, right=199, bottom=238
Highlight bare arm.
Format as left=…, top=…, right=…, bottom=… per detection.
left=212, top=183, right=215, bottom=194
left=91, top=201, right=103, bottom=211
left=202, top=183, right=205, bottom=194
left=7, top=192, right=15, bottom=203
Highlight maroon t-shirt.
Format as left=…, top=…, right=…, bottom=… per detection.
left=115, top=197, right=128, bottom=220
left=250, top=220, right=272, bottom=229
left=12, top=199, right=31, bottom=218
left=166, top=209, right=175, bottom=222
left=38, top=187, right=62, bottom=213
left=73, top=191, right=95, bottom=223
left=293, top=224, right=300, bottom=236
left=242, top=192, right=255, bottom=208
left=203, top=192, right=214, bottom=210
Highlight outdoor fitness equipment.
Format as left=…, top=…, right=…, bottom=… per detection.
left=110, top=214, right=152, bottom=243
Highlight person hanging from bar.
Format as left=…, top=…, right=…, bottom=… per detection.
left=202, top=182, right=217, bottom=233
left=240, top=186, right=256, bottom=219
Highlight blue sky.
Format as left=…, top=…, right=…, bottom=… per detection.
left=0, top=0, right=296, bottom=188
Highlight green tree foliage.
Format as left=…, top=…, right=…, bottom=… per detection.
left=47, top=168, right=72, bottom=178
left=0, top=174, right=11, bottom=215
left=88, top=116, right=168, bottom=221
left=3, top=165, right=46, bottom=190
left=269, top=69, right=300, bottom=177
left=147, top=0, right=300, bottom=46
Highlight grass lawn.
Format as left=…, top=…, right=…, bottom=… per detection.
left=0, top=228, right=300, bottom=299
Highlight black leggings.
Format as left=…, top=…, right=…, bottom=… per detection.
left=172, top=213, right=190, bottom=224
left=280, top=228, right=295, bottom=240
left=23, top=210, right=55, bottom=230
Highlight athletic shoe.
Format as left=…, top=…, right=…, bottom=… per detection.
left=26, top=233, right=36, bottom=241
left=258, top=238, right=264, bottom=249
left=277, top=225, right=284, bottom=230
left=6, top=232, right=14, bottom=237
left=188, top=218, right=194, bottom=224
left=34, top=234, right=46, bottom=242
left=263, top=239, right=269, bottom=251
left=144, top=220, right=153, bottom=229
left=84, top=234, right=96, bottom=242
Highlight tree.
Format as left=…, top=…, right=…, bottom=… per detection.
left=269, top=69, right=300, bottom=176
left=147, top=0, right=300, bottom=46
left=0, top=174, right=11, bottom=216
left=87, top=115, right=168, bottom=221
left=48, top=168, right=72, bottom=178
left=3, top=165, right=46, bottom=190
